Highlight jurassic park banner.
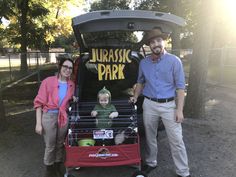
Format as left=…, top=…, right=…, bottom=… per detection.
left=89, top=47, right=132, bottom=81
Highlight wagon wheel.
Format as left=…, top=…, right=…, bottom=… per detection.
left=67, top=174, right=76, bottom=177
left=64, top=172, right=76, bottom=177
left=131, top=170, right=148, bottom=177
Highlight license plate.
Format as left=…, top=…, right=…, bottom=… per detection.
left=93, top=129, right=113, bottom=139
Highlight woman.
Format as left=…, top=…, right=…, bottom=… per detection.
left=34, top=57, right=75, bottom=177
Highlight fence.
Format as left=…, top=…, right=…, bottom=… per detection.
left=168, top=47, right=236, bottom=86
left=208, top=47, right=236, bottom=85
left=0, top=52, right=68, bottom=86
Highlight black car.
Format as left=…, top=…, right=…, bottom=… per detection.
left=71, top=9, right=185, bottom=133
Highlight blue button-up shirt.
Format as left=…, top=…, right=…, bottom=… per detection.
left=137, top=51, right=185, bottom=99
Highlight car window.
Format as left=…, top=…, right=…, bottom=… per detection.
left=82, top=31, right=139, bottom=47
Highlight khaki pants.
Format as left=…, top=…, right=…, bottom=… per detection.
left=42, top=112, right=68, bottom=165
left=143, top=98, right=190, bottom=177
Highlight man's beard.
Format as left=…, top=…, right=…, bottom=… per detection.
left=151, top=46, right=163, bottom=55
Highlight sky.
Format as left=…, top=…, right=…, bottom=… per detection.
left=67, top=0, right=94, bottom=18
left=67, top=2, right=89, bottom=18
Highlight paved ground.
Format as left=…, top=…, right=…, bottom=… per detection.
left=0, top=84, right=236, bottom=177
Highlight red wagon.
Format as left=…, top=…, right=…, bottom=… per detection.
left=64, top=101, right=143, bottom=177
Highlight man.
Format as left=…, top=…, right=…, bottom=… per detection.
left=130, top=28, right=191, bottom=177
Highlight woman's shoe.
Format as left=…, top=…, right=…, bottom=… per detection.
left=54, top=162, right=65, bottom=177
left=44, top=165, right=56, bottom=177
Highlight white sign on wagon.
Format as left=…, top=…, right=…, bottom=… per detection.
left=93, top=129, right=113, bottom=139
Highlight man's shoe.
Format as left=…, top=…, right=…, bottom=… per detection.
left=141, top=164, right=157, bottom=174
left=177, top=175, right=191, bottom=177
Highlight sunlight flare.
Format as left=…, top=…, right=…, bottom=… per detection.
left=220, top=0, right=236, bottom=28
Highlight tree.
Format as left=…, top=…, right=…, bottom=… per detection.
left=135, top=0, right=187, bottom=57
left=51, top=34, right=76, bottom=52
left=38, top=0, right=84, bottom=62
left=0, top=0, right=84, bottom=131
left=133, top=0, right=160, bottom=11
left=184, top=0, right=216, bottom=118
left=167, top=1, right=182, bottom=57
left=89, top=0, right=139, bottom=44
left=1, top=0, right=49, bottom=74
left=90, top=0, right=131, bottom=10
left=1, top=0, right=84, bottom=71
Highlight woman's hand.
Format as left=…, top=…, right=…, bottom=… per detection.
left=72, top=96, right=78, bottom=102
left=35, top=107, right=43, bottom=135
left=35, top=124, right=43, bottom=135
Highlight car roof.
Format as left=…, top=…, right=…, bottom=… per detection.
left=72, top=10, right=186, bottom=51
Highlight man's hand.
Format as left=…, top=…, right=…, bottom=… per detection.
left=129, top=96, right=137, bottom=103
left=175, top=109, right=184, bottom=123
left=175, top=89, right=185, bottom=123
left=114, top=131, right=125, bottom=145
left=129, top=83, right=143, bottom=104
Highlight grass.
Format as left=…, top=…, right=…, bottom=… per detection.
left=0, top=63, right=57, bottom=87
left=4, top=100, right=33, bottom=116
left=1, top=64, right=57, bottom=117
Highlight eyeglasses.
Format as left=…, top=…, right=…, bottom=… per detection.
left=62, top=65, right=73, bottom=71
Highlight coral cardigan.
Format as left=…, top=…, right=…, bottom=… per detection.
left=34, top=76, right=75, bottom=127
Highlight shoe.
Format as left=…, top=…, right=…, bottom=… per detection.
left=177, top=175, right=191, bottom=177
left=131, top=170, right=148, bottom=177
left=44, top=165, right=56, bottom=177
left=141, top=164, right=157, bottom=174
left=54, top=162, right=65, bottom=177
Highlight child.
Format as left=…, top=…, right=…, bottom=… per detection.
left=91, top=87, right=137, bottom=145
left=91, top=87, right=119, bottom=146
left=91, top=86, right=118, bottom=128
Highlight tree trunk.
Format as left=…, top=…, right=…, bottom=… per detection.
left=170, top=1, right=181, bottom=57
left=44, top=44, right=51, bottom=63
left=184, top=0, right=215, bottom=118
left=0, top=91, right=7, bottom=132
left=19, top=0, right=29, bottom=74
